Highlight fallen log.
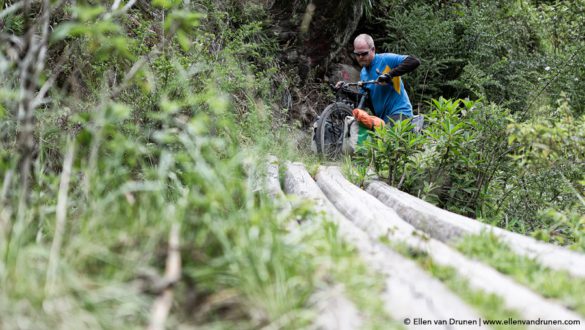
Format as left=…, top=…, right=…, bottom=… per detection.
left=316, top=166, right=583, bottom=327
left=366, top=180, right=585, bottom=278
left=285, top=162, right=481, bottom=327
left=309, top=284, right=362, bottom=330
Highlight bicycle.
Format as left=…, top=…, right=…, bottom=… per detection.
left=313, top=80, right=378, bottom=159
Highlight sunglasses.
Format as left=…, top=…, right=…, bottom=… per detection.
left=353, top=49, right=372, bottom=57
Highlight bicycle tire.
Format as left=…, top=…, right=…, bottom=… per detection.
left=316, top=102, right=353, bottom=159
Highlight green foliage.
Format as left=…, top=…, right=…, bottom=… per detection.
left=373, top=0, right=585, bottom=117
left=532, top=208, right=585, bottom=251
left=184, top=0, right=292, bottom=148
left=342, top=155, right=368, bottom=188
left=508, top=94, right=585, bottom=167
left=0, top=1, right=369, bottom=328
left=457, top=233, right=585, bottom=316
left=536, top=0, right=585, bottom=115
left=0, top=3, right=25, bottom=35
left=354, top=98, right=512, bottom=217
left=503, top=95, right=585, bottom=246
left=350, top=92, right=583, bottom=247
left=418, top=98, right=479, bottom=206
left=375, top=0, right=550, bottom=112
left=356, top=117, right=425, bottom=189
left=3, top=0, right=585, bottom=325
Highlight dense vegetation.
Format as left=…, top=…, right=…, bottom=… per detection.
left=0, top=0, right=584, bottom=328
left=354, top=0, right=585, bottom=249
left=0, top=0, right=350, bottom=328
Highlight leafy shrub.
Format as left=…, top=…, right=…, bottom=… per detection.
left=355, top=98, right=511, bottom=216
left=503, top=95, right=585, bottom=246
left=354, top=117, right=426, bottom=189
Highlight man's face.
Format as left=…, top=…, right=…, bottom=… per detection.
left=353, top=41, right=374, bottom=67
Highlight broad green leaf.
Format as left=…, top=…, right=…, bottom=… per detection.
left=51, top=21, right=121, bottom=42
left=109, top=36, right=137, bottom=61
left=176, top=30, right=191, bottom=51
left=161, top=98, right=181, bottom=113
left=109, top=103, right=131, bottom=121
left=152, top=0, right=182, bottom=9
left=72, top=5, right=105, bottom=21
left=50, top=22, right=85, bottom=42
left=92, top=21, right=123, bottom=35
left=165, top=10, right=203, bottom=32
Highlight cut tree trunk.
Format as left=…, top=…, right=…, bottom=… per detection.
left=366, top=180, right=585, bottom=278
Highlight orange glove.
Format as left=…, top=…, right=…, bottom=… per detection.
left=352, top=108, right=385, bottom=130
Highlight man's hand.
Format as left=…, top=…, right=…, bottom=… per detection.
left=352, top=108, right=384, bottom=129
left=376, top=73, right=392, bottom=85
left=335, top=81, right=345, bottom=89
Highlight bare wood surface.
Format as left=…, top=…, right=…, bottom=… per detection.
left=310, top=284, right=362, bottom=330
left=317, top=166, right=583, bottom=328
left=366, top=180, right=585, bottom=278
left=286, top=163, right=481, bottom=327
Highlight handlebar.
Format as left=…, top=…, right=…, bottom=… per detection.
left=330, top=80, right=379, bottom=93
left=341, top=80, right=379, bottom=88
left=330, top=80, right=378, bottom=110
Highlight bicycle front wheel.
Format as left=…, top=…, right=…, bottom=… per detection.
left=316, top=102, right=353, bottom=159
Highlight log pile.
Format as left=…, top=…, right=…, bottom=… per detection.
left=261, top=159, right=585, bottom=329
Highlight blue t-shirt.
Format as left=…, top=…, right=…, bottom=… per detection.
left=360, top=53, right=413, bottom=121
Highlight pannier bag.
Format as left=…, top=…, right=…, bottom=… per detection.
left=341, top=116, right=370, bottom=154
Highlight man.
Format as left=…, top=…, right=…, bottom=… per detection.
left=340, top=34, right=420, bottom=129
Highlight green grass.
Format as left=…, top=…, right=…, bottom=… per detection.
left=341, top=155, right=369, bottom=188
left=0, top=145, right=400, bottom=330
left=392, top=244, right=524, bottom=330
left=457, top=232, right=585, bottom=316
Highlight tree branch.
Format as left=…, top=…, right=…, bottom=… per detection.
left=45, top=140, right=75, bottom=294
left=0, top=1, right=27, bottom=20
left=32, top=45, right=72, bottom=108
left=147, top=223, right=181, bottom=330
left=16, top=0, right=51, bottom=196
